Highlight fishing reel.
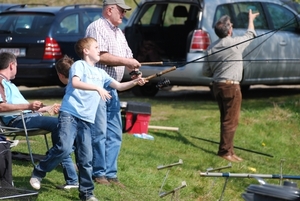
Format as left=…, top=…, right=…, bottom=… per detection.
left=156, top=77, right=171, bottom=89
left=129, top=70, right=142, bottom=76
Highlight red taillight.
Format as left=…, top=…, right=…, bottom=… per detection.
left=190, top=30, right=210, bottom=51
left=43, top=37, right=63, bottom=60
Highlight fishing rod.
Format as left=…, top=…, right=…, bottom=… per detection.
left=185, top=17, right=297, bottom=67
left=140, top=58, right=300, bottom=65
left=200, top=172, right=300, bottom=180
left=131, top=66, right=177, bottom=88
left=131, top=12, right=298, bottom=87
left=134, top=17, right=297, bottom=71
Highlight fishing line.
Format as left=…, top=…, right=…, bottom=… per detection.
left=176, top=14, right=299, bottom=68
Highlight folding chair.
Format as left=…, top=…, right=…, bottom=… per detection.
left=0, top=111, right=50, bottom=166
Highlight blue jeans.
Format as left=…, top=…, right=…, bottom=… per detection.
left=31, top=112, right=94, bottom=200
left=92, top=87, right=122, bottom=179
left=11, top=113, right=78, bottom=185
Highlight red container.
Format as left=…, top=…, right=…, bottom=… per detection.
left=125, top=112, right=151, bottom=134
left=123, top=102, right=151, bottom=134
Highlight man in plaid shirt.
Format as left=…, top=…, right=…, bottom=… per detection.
left=85, top=0, right=141, bottom=188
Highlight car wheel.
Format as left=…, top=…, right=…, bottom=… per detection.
left=131, top=83, right=159, bottom=97
left=241, top=85, right=250, bottom=94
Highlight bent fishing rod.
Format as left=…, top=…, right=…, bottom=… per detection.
left=133, top=15, right=298, bottom=84
left=140, top=16, right=298, bottom=68
left=185, top=16, right=298, bottom=67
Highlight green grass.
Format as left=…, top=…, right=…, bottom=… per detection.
left=8, top=86, right=300, bottom=201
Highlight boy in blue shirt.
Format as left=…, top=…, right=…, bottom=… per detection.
left=29, top=37, right=146, bottom=201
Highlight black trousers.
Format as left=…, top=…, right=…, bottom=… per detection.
left=0, top=142, right=13, bottom=187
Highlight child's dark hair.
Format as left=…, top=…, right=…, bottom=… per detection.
left=74, top=37, right=97, bottom=59
left=55, top=55, right=74, bottom=78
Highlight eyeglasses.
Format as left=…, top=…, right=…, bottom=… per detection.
left=110, top=6, right=126, bottom=14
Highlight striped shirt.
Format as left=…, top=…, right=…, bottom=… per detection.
left=85, top=17, right=133, bottom=82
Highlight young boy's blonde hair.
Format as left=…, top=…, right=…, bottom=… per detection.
left=55, top=55, right=74, bottom=78
left=74, top=37, right=97, bottom=59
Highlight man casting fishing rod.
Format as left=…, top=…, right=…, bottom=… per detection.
left=202, top=9, right=260, bottom=162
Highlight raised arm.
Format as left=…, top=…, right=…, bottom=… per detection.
left=248, top=9, right=260, bottom=30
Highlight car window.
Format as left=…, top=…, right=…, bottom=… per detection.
left=280, top=0, right=300, bottom=13
left=265, top=3, right=298, bottom=31
left=58, top=14, right=79, bottom=34
left=0, top=13, right=54, bottom=35
left=163, top=4, right=189, bottom=26
left=139, top=4, right=156, bottom=25
left=83, top=11, right=101, bottom=31
left=138, top=3, right=194, bottom=27
left=214, top=3, right=268, bottom=29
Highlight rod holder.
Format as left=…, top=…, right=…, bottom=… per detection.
left=157, top=159, right=183, bottom=170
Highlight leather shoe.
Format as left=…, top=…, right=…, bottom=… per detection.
left=218, top=154, right=238, bottom=162
left=94, top=176, right=111, bottom=185
left=232, top=154, right=243, bottom=161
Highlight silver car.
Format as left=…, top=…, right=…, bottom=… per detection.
left=123, top=0, right=300, bottom=96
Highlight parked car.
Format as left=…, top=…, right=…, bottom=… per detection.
left=0, top=4, right=128, bottom=87
left=0, top=4, right=22, bottom=13
left=123, top=0, right=300, bottom=96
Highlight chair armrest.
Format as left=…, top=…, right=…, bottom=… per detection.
left=0, top=110, right=23, bottom=116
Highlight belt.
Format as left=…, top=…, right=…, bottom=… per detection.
left=215, top=80, right=239, bottom=85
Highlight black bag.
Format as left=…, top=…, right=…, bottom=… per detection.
left=0, top=141, right=13, bottom=187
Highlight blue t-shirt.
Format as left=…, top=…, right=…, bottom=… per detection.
left=60, top=60, right=113, bottom=123
left=0, top=75, right=31, bottom=125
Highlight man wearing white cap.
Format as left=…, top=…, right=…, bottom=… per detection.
left=86, top=0, right=141, bottom=188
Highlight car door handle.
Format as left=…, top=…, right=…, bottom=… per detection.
left=279, top=41, right=287, bottom=46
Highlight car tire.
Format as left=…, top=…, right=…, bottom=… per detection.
left=131, top=83, right=159, bottom=97
left=241, top=85, right=250, bottom=94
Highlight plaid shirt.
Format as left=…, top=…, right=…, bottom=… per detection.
left=85, top=17, right=133, bottom=82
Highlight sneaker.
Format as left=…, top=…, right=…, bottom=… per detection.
left=56, top=183, right=79, bottom=190
left=9, top=140, right=19, bottom=148
left=94, top=176, right=111, bottom=185
left=82, top=196, right=99, bottom=201
left=107, top=177, right=125, bottom=188
left=29, top=177, right=41, bottom=190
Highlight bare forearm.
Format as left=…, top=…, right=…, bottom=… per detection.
left=99, top=52, right=141, bottom=70
left=72, top=81, right=99, bottom=91
left=111, top=80, right=137, bottom=91
left=0, top=103, right=31, bottom=112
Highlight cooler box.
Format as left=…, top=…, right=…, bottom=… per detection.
left=124, top=102, right=151, bottom=134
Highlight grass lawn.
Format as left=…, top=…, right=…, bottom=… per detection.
left=7, top=85, right=300, bottom=201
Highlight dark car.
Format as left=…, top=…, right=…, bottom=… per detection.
left=0, top=4, right=22, bottom=13
left=0, top=4, right=127, bottom=87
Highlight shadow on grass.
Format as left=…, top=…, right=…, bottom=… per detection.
left=153, top=131, right=216, bottom=156
left=189, top=136, right=274, bottom=158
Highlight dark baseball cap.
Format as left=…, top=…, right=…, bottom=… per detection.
left=103, top=0, right=132, bottom=11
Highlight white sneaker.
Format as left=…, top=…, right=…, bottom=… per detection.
left=84, top=196, right=99, bottom=201
left=29, top=177, right=41, bottom=190
left=56, top=183, right=79, bottom=190
left=9, top=140, right=19, bottom=148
